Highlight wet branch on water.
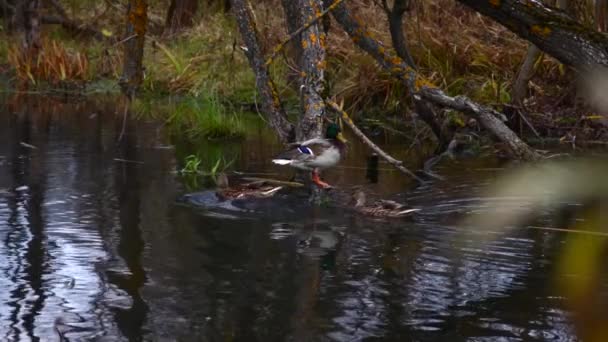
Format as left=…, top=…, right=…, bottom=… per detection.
left=326, top=99, right=425, bottom=183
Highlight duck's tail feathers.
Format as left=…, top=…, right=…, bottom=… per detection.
left=261, top=186, right=283, bottom=196
left=397, top=208, right=421, bottom=216
left=272, top=159, right=292, bottom=165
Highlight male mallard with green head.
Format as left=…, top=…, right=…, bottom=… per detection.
left=272, top=123, right=347, bottom=188
left=353, top=190, right=420, bottom=218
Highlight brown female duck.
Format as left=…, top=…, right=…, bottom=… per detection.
left=215, top=173, right=283, bottom=201
left=353, top=190, right=420, bottom=218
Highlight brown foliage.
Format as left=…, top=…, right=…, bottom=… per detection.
left=8, top=39, right=89, bottom=85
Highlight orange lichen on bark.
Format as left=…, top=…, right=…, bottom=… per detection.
left=319, top=34, right=326, bottom=49
left=489, top=0, right=500, bottom=6
left=309, top=32, right=317, bottom=43
left=414, top=75, right=437, bottom=90
left=128, top=0, right=148, bottom=35
left=531, top=25, right=551, bottom=37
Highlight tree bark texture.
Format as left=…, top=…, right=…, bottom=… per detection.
left=230, top=0, right=295, bottom=144
left=512, top=0, right=568, bottom=107
left=164, top=0, right=199, bottom=35
left=281, top=0, right=304, bottom=108
left=14, top=0, right=41, bottom=54
left=512, top=45, right=540, bottom=105
left=384, top=0, right=417, bottom=69
left=281, top=0, right=304, bottom=64
left=294, top=0, right=327, bottom=140
left=120, top=0, right=148, bottom=99
left=457, top=0, right=608, bottom=68
left=330, top=1, right=540, bottom=160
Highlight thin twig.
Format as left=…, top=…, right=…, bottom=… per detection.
left=517, top=109, right=541, bottom=138
left=527, top=225, right=608, bottom=237
left=242, top=177, right=305, bottom=187
left=265, top=0, right=346, bottom=66
left=325, top=99, right=425, bottom=183
left=113, top=158, right=144, bottom=164
left=117, top=99, right=129, bottom=143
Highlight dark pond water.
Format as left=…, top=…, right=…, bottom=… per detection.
left=0, top=96, right=600, bottom=341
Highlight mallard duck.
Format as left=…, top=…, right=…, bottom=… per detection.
left=353, top=190, right=420, bottom=217
left=272, top=123, right=347, bottom=188
left=215, top=173, right=283, bottom=200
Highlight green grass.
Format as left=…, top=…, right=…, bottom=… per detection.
left=170, top=94, right=245, bottom=139
left=133, top=92, right=249, bottom=140
left=173, top=137, right=242, bottom=190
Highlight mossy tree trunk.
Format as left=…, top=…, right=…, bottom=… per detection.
left=164, top=0, right=199, bottom=36
left=230, top=0, right=295, bottom=144
left=457, top=0, right=608, bottom=68
left=120, top=0, right=148, bottom=99
left=293, top=0, right=327, bottom=141
left=281, top=0, right=327, bottom=140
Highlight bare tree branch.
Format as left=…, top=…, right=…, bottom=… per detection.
left=326, top=99, right=425, bottom=182
left=230, top=0, right=295, bottom=143
left=457, top=0, right=608, bottom=67
left=329, top=1, right=540, bottom=160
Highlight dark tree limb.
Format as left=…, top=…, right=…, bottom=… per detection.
left=41, top=14, right=108, bottom=41
left=457, top=0, right=608, bottom=68
left=119, top=0, right=148, bottom=99
left=421, top=89, right=540, bottom=161
left=512, top=44, right=541, bottom=106
left=330, top=1, right=540, bottom=160
left=14, top=0, right=41, bottom=54
left=230, top=0, right=295, bottom=144
left=163, top=0, right=199, bottom=36
left=382, top=0, right=417, bottom=69
left=1, top=0, right=109, bottom=40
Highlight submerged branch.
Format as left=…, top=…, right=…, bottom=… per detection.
left=326, top=99, right=425, bottom=183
